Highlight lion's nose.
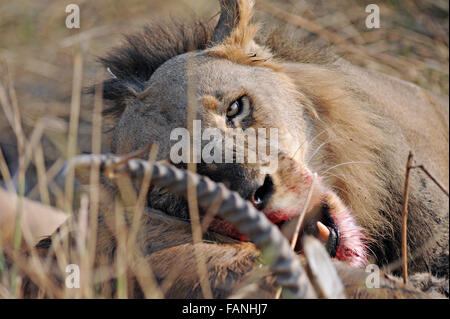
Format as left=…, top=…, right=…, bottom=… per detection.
left=252, top=175, right=274, bottom=210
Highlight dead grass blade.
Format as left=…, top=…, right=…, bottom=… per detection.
left=275, top=172, right=318, bottom=299
left=401, top=152, right=414, bottom=285
left=64, top=45, right=84, bottom=214
left=0, top=146, right=14, bottom=192
left=400, top=152, right=449, bottom=285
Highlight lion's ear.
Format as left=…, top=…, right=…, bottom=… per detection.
left=210, top=0, right=256, bottom=47
left=208, top=0, right=280, bottom=71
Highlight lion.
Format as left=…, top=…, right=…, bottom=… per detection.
left=100, top=0, right=448, bottom=273
left=15, top=0, right=449, bottom=298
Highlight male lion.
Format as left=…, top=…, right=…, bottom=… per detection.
left=100, top=0, right=448, bottom=273
left=19, top=0, right=449, bottom=298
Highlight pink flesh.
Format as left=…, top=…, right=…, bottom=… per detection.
left=207, top=189, right=368, bottom=268
left=327, top=201, right=368, bottom=268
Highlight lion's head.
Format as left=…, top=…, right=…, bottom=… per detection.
left=97, top=0, right=448, bottom=273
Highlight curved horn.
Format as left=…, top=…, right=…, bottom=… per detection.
left=210, top=0, right=255, bottom=45
left=67, top=153, right=318, bottom=298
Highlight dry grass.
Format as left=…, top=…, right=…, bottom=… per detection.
left=0, top=0, right=448, bottom=299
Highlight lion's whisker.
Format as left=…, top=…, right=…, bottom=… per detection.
left=320, top=161, right=371, bottom=176
left=306, top=140, right=330, bottom=165
left=292, top=127, right=329, bottom=159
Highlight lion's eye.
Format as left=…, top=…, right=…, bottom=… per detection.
left=226, top=98, right=243, bottom=119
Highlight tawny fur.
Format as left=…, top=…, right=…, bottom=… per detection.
left=18, top=0, right=449, bottom=299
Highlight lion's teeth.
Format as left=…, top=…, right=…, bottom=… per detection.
left=316, top=221, right=330, bottom=243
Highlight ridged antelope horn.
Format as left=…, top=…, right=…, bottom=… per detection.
left=65, top=153, right=318, bottom=298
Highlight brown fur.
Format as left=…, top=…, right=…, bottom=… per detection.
left=21, top=0, right=449, bottom=298
left=99, top=0, right=448, bottom=289
left=22, top=208, right=438, bottom=298
left=204, top=1, right=448, bottom=273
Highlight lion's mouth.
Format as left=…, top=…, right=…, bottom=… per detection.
left=208, top=199, right=341, bottom=258
left=271, top=203, right=340, bottom=257
left=208, top=186, right=367, bottom=268
left=147, top=170, right=367, bottom=268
